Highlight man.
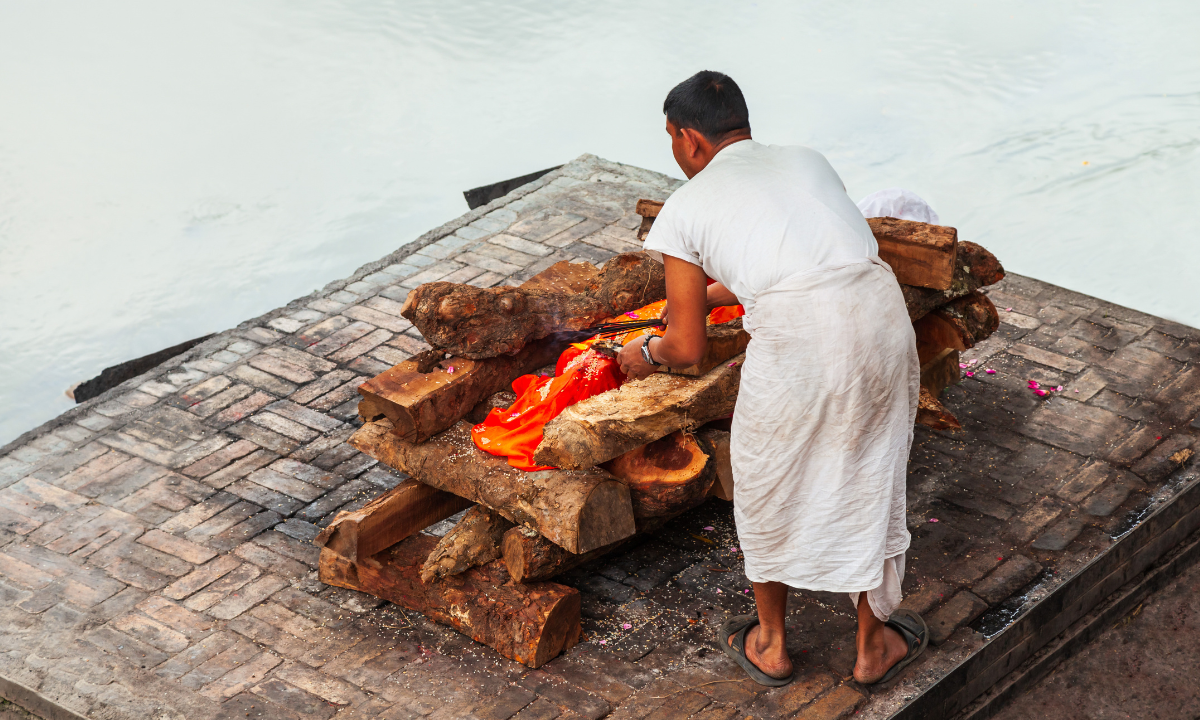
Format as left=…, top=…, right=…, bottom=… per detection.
left=616, top=71, right=927, bottom=686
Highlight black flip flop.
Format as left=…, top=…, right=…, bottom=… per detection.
left=873, top=608, right=929, bottom=686
left=718, top=614, right=794, bottom=687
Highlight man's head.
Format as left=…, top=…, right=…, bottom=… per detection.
left=663, top=70, right=752, bottom=178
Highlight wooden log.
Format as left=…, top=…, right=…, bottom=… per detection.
left=420, top=505, right=514, bottom=583
left=314, top=478, right=472, bottom=564
left=920, top=348, right=962, bottom=399
left=319, top=536, right=580, bottom=668
left=916, top=385, right=962, bottom=431
left=903, top=241, right=1005, bottom=322
left=357, top=338, right=565, bottom=442
left=933, top=291, right=1000, bottom=348
left=698, top=428, right=734, bottom=502
left=501, top=512, right=684, bottom=584
left=868, top=217, right=958, bottom=291
left=348, top=420, right=636, bottom=554
left=534, top=353, right=745, bottom=470
left=400, top=252, right=666, bottom=359
left=635, top=199, right=664, bottom=218
left=601, top=430, right=716, bottom=518
left=666, top=318, right=750, bottom=377
left=635, top=199, right=665, bottom=241
left=356, top=260, right=602, bottom=440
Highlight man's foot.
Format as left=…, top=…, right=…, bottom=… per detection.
left=852, top=625, right=909, bottom=684
left=729, top=623, right=793, bottom=679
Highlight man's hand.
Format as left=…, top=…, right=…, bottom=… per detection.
left=617, top=336, right=659, bottom=381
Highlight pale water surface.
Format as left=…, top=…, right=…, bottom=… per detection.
left=2, top=1, right=1198, bottom=446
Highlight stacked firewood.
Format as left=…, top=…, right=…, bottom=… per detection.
left=313, top=200, right=1005, bottom=668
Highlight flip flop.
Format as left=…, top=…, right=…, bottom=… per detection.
left=718, top=614, right=794, bottom=687
left=873, top=608, right=929, bottom=686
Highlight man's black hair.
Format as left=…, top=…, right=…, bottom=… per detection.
left=663, top=70, right=750, bottom=142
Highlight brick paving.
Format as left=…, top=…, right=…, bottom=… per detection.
left=1, top=154, right=1198, bottom=720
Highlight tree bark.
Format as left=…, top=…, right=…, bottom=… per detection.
left=501, top=513, right=685, bottom=584
left=348, top=420, right=636, bottom=554
left=601, top=430, right=716, bottom=518
left=314, top=478, right=472, bottom=564
left=903, top=241, right=1005, bottom=321
left=319, top=535, right=580, bottom=668
left=534, top=354, right=744, bottom=470
left=420, top=505, right=515, bottom=583
left=916, top=385, right=961, bottom=431
left=400, top=252, right=667, bottom=359
left=933, top=291, right=1000, bottom=348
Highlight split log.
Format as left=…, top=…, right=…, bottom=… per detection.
left=920, top=348, right=962, bottom=399
left=916, top=385, right=961, bottom=431
left=400, top=252, right=666, bottom=359
left=502, top=512, right=685, bottom=584
left=601, top=431, right=716, bottom=517
left=698, top=428, right=734, bottom=502
left=867, top=217, right=957, bottom=291
left=534, top=353, right=745, bottom=470
left=420, top=505, right=514, bottom=583
left=348, top=420, right=636, bottom=554
left=903, top=241, right=1005, bottom=321
left=319, top=535, right=579, bottom=668
left=667, top=318, right=750, bottom=377
left=357, top=339, right=565, bottom=442
left=357, top=260, right=603, bottom=441
left=314, top=478, right=472, bottom=564
left=635, top=199, right=664, bottom=241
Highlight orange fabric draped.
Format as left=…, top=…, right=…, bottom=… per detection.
left=471, top=299, right=744, bottom=471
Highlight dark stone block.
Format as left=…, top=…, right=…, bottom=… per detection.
left=972, top=555, right=1043, bottom=604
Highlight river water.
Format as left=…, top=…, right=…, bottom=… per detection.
left=1, top=1, right=1198, bottom=446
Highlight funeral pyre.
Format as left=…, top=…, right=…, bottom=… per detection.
left=313, top=199, right=1005, bottom=668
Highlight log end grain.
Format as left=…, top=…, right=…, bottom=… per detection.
left=602, top=431, right=716, bottom=517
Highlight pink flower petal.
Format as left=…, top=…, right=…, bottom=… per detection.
left=968, top=359, right=979, bottom=365
left=965, top=371, right=975, bottom=377
left=1074, top=389, right=1080, bottom=392
left=929, top=518, right=939, bottom=523
left=959, top=363, right=968, bottom=369
left=446, top=366, right=455, bottom=373
left=598, top=639, right=607, bottom=645
left=985, top=369, right=996, bottom=375
left=716, top=589, right=722, bottom=594
left=1005, top=307, right=1013, bottom=312
left=743, top=589, right=750, bottom=594
left=702, top=526, right=714, bottom=532
left=625, top=312, right=638, bottom=318
left=621, top=623, right=632, bottom=629
left=1035, top=389, right=1048, bottom=397
left=1028, top=380, right=1040, bottom=389
left=1055, top=385, right=1064, bottom=392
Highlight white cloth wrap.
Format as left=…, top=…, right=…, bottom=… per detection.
left=732, top=257, right=918, bottom=594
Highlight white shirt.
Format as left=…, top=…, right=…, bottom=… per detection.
left=644, top=140, right=877, bottom=319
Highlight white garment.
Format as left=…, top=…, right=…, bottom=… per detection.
left=850, top=554, right=906, bottom=623
left=645, top=140, right=877, bottom=320
left=856, top=188, right=940, bottom=225
left=645, top=141, right=918, bottom=596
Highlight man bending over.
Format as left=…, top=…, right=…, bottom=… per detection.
left=617, top=70, right=927, bottom=686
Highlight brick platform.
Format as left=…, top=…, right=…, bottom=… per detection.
left=1, top=155, right=1198, bottom=720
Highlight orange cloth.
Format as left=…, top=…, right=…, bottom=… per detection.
left=471, top=300, right=745, bottom=470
